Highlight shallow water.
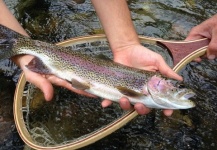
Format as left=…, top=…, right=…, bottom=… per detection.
left=0, top=0, right=217, bottom=149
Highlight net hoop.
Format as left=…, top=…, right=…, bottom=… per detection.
left=14, top=34, right=207, bottom=149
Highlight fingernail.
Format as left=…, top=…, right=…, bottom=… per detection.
left=208, top=55, right=215, bottom=60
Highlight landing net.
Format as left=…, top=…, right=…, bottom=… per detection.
left=15, top=35, right=173, bottom=149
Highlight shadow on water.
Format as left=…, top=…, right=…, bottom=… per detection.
left=0, top=0, right=217, bottom=149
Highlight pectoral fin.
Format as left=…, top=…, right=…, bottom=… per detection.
left=26, top=57, right=51, bottom=74
left=71, top=79, right=90, bottom=90
left=116, top=86, right=143, bottom=97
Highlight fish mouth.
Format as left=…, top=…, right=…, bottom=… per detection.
left=146, top=76, right=195, bottom=109
left=173, top=88, right=195, bottom=100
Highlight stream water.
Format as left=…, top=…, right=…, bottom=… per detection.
left=0, top=0, right=217, bottom=149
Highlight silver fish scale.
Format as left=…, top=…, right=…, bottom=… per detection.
left=12, top=37, right=156, bottom=92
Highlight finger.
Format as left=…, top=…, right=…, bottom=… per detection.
left=134, top=103, right=151, bottom=115
left=119, top=97, right=133, bottom=110
left=185, top=34, right=204, bottom=41
left=207, top=29, right=217, bottom=59
left=193, top=57, right=202, bottom=62
left=157, top=58, right=183, bottom=81
left=139, top=65, right=158, bottom=72
left=46, top=75, right=96, bottom=98
left=101, top=99, right=113, bottom=107
left=185, top=25, right=206, bottom=41
left=24, top=71, right=54, bottom=101
left=163, top=109, right=173, bottom=116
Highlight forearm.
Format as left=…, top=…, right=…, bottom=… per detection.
left=91, top=0, right=140, bottom=51
left=0, top=0, right=32, bottom=66
left=0, top=0, right=28, bottom=36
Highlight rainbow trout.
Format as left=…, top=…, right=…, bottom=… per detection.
left=0, top=24, right=195, bottom=109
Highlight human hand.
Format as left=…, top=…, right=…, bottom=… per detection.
left=101, top=44, right=183, bottom=116
left=12, top=55, right=95, bottom=101
left=186, top=14, right=217, bottom=61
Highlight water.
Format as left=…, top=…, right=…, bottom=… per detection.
left=0, top=0, right=217, bottom=149
left=0, top=61, right=23, bottom=149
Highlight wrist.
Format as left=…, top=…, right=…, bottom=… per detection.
left=110, top=35, right=140, bottom=52
left=112, top=43, right=142, bottom=66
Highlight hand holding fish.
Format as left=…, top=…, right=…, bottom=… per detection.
left=0, top=24, right=195, bottom=113
left=0, top=0, right=95, bottom=101
left=1, top=0, right=195, bottom=116
left=12, top=54, right=96, bottom=101
left=102, top=44, right=183, bottom=116
left=91, top=0, right=191, bottom=115
left=112, top=44, right=182, bottom=80
left=186, top=14, right=217, bottom=61
left=12, top=42, right=177, bottom=116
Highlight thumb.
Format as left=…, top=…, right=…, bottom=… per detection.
left=185, top=33, right=204, bottom=41
left=207, top=29, right=217, bottom=57
left=185, top=24, right=208, bottom=41
left=185, top=30, right=204, bottom=41
left=158, top=59, right=183, bottom=81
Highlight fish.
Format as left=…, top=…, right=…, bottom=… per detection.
left=0, top=24, right=195, bottom=109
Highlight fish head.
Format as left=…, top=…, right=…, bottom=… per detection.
left=144, top=75, right=195, bottom=109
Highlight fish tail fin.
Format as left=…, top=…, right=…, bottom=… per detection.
left=0, top=24, right=27, bottom=59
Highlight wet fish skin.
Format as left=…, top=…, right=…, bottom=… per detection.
left=0, top=24, right=195, bottom=109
